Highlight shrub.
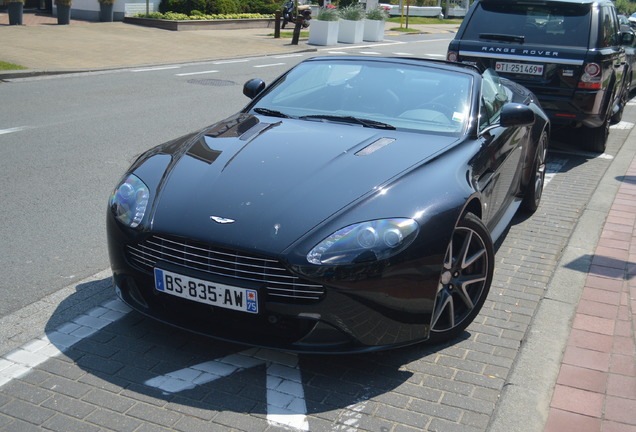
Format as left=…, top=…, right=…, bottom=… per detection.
left=339, top=4, right=365, bottom=20
left=365, top=6, right=389, bottom=20
left=315, top=6, right=339, bottom=21
left=209, top=0, right=240, bottom=14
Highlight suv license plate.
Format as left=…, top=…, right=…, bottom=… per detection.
left=496, top=62, right=544, bottom=76
left=154, top=268, right=258, bottom=314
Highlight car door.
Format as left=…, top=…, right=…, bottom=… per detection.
left=472, top=71, right=526, bottom=231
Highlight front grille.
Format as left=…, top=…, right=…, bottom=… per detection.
left=126, top=234, right=325, bottom=303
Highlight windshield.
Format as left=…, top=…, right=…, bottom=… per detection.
left=250, top=59, right=473, bottom=135
left=464, top=2, right=591, bottom=48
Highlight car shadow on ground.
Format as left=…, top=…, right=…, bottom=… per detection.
left=42, top=277, right=470, bottom=422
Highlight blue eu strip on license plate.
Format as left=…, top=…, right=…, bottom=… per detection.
left=154, top=268, right=258, bottom=314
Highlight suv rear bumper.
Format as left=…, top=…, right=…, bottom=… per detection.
left=531, top=88, right=609, bottom=128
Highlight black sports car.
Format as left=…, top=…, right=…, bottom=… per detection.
left=107, top=56, right=549, bottom=353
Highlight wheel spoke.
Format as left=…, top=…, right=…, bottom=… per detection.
left=457, top=230, right=473, bottom=269
left=463, top=247, right=486, bottom=269
left=457, top=274, right=487, bottom=309
left=431, top=288, right=454, bottom=330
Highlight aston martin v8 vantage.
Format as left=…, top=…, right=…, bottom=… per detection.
left=107, top=56, right=549, bottom=353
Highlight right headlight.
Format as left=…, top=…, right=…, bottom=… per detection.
left=307, top=218, right=419, bottom=265
left=109, top=174, right=150, bottom=228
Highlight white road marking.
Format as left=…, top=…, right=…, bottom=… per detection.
left=213, top=59, right=250, bottom=64
left=254, top=63, right=287, bottom=68
left=610, top=121, right=635, bottom=130
left=145, top=348, right=309, bottom=431
left=0, top=299, right=131, bottom=388
left=131, top=66, right=181, bottom=72
left=358, top=51, right=381, bottom=55
left=273, top=54, right=304, bottom=58
left=176, top=70, right=219, bottom=76
left=545, top=157, right=568, bottom=186
left=0, top=126, right=28, bottom=135
left=393, top=52, right=414, bottom=56
left=550, top=148, right=614, bottom=160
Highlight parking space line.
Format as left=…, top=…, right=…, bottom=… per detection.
left=0, top=299, right=131, bottom=388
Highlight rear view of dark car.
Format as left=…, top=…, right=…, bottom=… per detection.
left=447, top=0, right=629, bottom=152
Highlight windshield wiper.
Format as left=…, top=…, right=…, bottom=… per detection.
left=300, top=115, right=396, bottom=130
left=479, top=33, right=525, bottom=43
left=253, top=108, right=291, bottom=118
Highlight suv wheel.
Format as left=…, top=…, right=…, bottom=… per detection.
left=587, top=119, right=610, bottom=153
left=611, top=85, right=629, bottom=124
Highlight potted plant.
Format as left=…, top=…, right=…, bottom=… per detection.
left=363, top=6, right=388, bottom=42
left=55, top=0, right=72, bottom=24
left=98, top=0, right=115, bottom=22
left=308, top=6, right=340, bottom=46
left=6, top=0, right=25, bottom=25
left=337, top=4, right=364, bottom=43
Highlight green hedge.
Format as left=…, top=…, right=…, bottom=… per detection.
left=136, top=11, right=274, bottom=19
left=159, top=0, right=279, bottom=15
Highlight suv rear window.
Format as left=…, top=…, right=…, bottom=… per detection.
left=463, top=2, right=591, bottom=48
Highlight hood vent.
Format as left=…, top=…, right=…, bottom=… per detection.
left=355, top=138, right=396, bottom=156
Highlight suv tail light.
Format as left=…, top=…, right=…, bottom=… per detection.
left=578, top=63, right=602, bottom=89
left=447, top=51, right=459, bottom=62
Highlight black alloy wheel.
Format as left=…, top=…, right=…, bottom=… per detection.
left=428, top=213, right=494, bottom=343
left=587, top=118, right=610, bottom=153
left=522, top=129, right=548, bottom=213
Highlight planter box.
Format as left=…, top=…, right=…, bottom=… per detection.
left=308, top=19, right=339, bottom=46
left=338, top=19, right=363, bottom=44
left=363, top=19, right=384, bottom=42
left=123, top=16, right=276, bottom=31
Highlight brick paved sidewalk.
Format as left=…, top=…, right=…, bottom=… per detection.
left=0, top=9, right=95, bottom=26
left=545, top=158, right=636, bottom=431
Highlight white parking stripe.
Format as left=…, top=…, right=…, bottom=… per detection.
left=0, top=299, right=131, bottom=388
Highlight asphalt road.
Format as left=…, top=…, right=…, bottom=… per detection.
left=0, top=34, right=454, bottom=319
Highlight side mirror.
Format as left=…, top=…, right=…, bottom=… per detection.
left=499, top=103, right=535, bottom=127
left=621, top=31, right=635, bottom=46
left=243, top=79, right=266, bottom=99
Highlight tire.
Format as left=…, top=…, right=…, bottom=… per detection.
left=610, top=81, right=629, bottom=124
left=522, top=129, right=548, bottom=213
left=587, top=119, right=609, bottom=153
left=427, top=213, right=494, bottom=344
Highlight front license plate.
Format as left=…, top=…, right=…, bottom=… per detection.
left=154, top=268, right=258, bottom=314
left=495, top=61, right=544, bottom=76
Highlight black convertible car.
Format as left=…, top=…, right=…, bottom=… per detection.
left=107, top=56, right=549, bottom=353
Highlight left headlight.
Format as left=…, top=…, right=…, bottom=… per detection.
left=307, top=218, right=419, bottom=265
left=109, top=174, right=150, bottom=228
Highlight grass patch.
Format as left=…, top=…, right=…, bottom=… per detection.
left=387, top=17, right=462, bottom=25
left=270, top=31, right=310, bottom=38
left=389, top=26, right=421, bottom=33
left=0, top=61, right=27, bottom=71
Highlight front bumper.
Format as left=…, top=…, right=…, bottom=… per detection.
left=107, top=220, right=443, bottom=353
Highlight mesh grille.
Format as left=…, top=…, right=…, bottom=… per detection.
left=127, top=235, right=324, bottom=303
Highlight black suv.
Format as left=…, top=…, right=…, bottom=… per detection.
left=447, top=0, right=629, bottom=152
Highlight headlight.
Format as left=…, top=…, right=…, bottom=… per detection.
left=307, top=218, right=419, bottom=265
left=109, top=174, right=150, bottom=228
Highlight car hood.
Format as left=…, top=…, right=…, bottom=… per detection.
left=149, top=114, right=460, bottom=255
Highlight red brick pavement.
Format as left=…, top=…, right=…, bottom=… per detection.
left=545, top=159, right=636, bottom=432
